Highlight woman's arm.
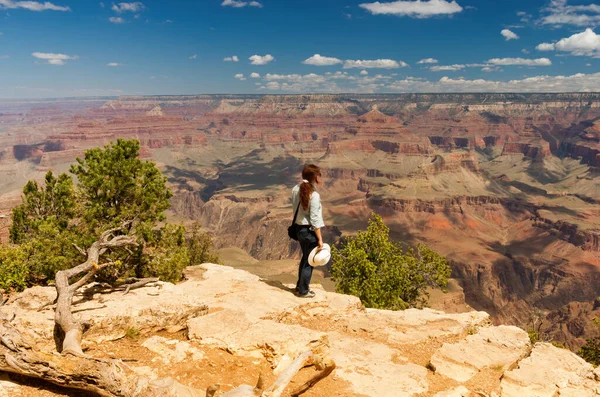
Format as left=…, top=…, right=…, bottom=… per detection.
left=314, top=228, right=323, bottom=250
left=309, top=192, right=325, bottom=250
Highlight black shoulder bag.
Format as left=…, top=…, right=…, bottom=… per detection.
left=287, top=202, right=301, bottom=241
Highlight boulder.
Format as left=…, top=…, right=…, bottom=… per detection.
left=501, top=342, right=600, bottom=397
left=430, top=325, right=530, bottom=382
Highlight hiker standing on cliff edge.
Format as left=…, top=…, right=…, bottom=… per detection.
left=291, top=164, right=325, bottom=298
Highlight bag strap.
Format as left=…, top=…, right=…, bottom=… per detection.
left=291, top=202, right=301, bottom=226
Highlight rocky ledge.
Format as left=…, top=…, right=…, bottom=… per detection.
left=2, top=264, right=599, bottom=397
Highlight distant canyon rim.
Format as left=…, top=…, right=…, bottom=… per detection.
left=0, top=93, right=599, bottom=350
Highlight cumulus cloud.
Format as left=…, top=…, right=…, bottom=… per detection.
left=501, top=29, right=519, bottom=40
left=417, top=58, right=438, bottom=64
left=249, top=54, right=274, bottom=65
left=385, top=72, right=600, bottom=93
left=250, top=72, right=260, bottom=78
left=224, top=55, right=239, bottom=62
left=430, top=64, right=465, bottom=71
left=344, top=59, right=408, bottom=69
left=189, top=54, right=197, bottom=59
left=109, top=16, right=125, bottom=23
left=234, top=73, right=246, bottom=80
left=0, top=0, right=70, bottom=11
left=522, top=48, right=530, bottom=54
left=539, top=0, right=600, bottom=27
left=107, top=62, right=122, bottom=66
left=32, top=52, right=78, bottom=65
left=359, top=0, right=463, bottom=18
left=222, top=0, right=262, bottom=8
left=486, top=57, right=552, bottom=66
left=111, top=2, right=144, bottom=13
left=302, top=54, right=343, bottom=66
left=249, top=69, right=600, bottom=94
left=537, top=28, right=600, bottom=57
left=360, top=70, right=369, bottom=75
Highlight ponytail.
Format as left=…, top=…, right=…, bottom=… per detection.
left=300, top=164, right=321, bottom=211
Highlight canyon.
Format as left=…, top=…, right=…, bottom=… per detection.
left=0, top=93, right=599, bottom=350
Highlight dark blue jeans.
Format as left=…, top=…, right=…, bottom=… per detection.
left=296, top=226, right=318, bottom=295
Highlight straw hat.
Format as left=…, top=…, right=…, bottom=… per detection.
left=308, top=243, right=331, bottom=267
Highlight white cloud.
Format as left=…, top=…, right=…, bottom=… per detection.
left=224, top=55, right=239, bottom=62
left=537, top=28, right=600, bottom=57
left=234, top=73, right=246, bottom=80
left=540, top=0, right=600, bottom=27
left=501, top=29, right=519, bottom=40
left=107, top=62, right=122, bottom=67
left=189, top=54, right=197, bottom=59
left=250, top=72, right=260, bottom=78
left=302, top=54, right=343, bottom=66
left=109, top=16, right=125, bottom=23
left=587, top=63, right=592, bottom=66
left=111, top=2, right=144, bottom=13
left=32, top=52, right=78, bottom=65
left=536, top=42, right=556, bottom=51
left=249, top=69, right=600, bottom=94
left=487, top=57, right=552, bottom=66
left=522, top=48, right=530, bottom=54
left=249, top=54, right=274, bottom=65
left=360, top=70, right=369, bottom=75
left=222, top=0, right=262, bottom=8
left=344, top=59, right=407, bottom=69
left=417, top=58, right=438, bottom=64
left=481, top=66, right=501, bottom=72
left=386, top=72, right=600, bottom=93
left=0, top=0, right=70, bottom=11
left=429, top=64, right=465, bottom=71
left=359, top=0, right=463, bottom=18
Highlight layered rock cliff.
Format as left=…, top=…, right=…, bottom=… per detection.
left=0, top=93, right=599, bottom=350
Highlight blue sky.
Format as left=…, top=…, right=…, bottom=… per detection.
left=0, top=0, right=599, bottom=97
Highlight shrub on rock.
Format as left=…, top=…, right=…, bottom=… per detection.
left=331, top=213, right=451, bottom=310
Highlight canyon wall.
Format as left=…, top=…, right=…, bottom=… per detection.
left=0, top=93, right=599, bottom=349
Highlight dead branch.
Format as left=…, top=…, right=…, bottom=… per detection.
left=261, top=350, right=315, bottom=397
left=114, top=277, right=160, bottom=295
left=290, top=359, right=336, bottom=397
left=54, top=224, right=138, bottom=356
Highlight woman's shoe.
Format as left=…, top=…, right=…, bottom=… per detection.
left=297, top=290, right=316, bottom=298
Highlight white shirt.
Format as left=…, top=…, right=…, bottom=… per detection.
left=291, top=183, right=325, bottom=229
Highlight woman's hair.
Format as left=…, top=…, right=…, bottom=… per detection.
left=300, top=164, right=321, bottom=211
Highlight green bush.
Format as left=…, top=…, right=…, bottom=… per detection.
left=578, top=336, right=600, bottom=366
left=188, top=223, right=220, bottom=266
left=0, top=244, right=29, bottom=291
left=331, top=213, right=451, bottom=310
left=6, top=139, right=218, bottom=288
left=138, top=224, right=190, bottom=283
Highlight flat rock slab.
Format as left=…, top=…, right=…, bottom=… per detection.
left=188, top=309, right=328, bottom=372
left=501, top=342, right=600, bottom=397
left=328, top=332, right=428, bottom=397
left=430, top=325, right=530, bottom=382
left=342, top=307, right=489, bottom=346
left=141, top=336, right=206, bottom=364
left=433, top=386, right=470, bottom=397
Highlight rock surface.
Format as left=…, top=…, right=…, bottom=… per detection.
left=430, top=325, right=530, bottom=382
left=3, top=263, right=600, bottom=396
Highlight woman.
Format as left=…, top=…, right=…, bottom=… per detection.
left=291, top=164, right=325, bottom=298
